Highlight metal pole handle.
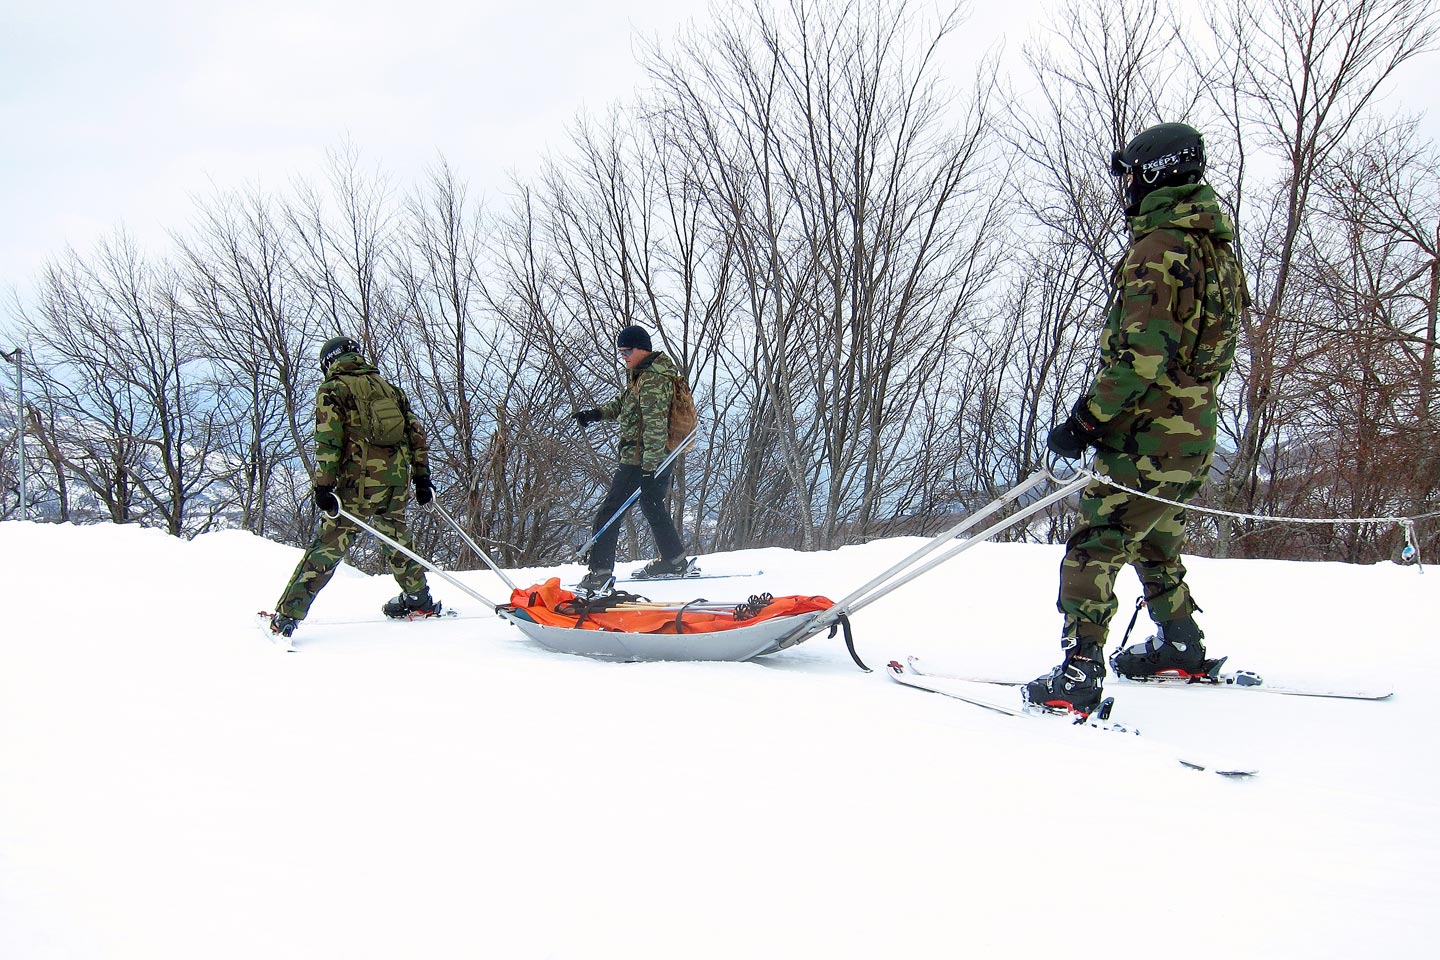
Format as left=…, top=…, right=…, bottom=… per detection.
left=574, top=425, right=701, bottom=562
left=430, top=501, right=519, bottom=592
left=329, top=504, right=500, bottom=611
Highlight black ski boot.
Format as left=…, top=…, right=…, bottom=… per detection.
left=575, top=567, right=615, bottom=595
left=631, top=556, right=694, bottom=580
left=1022, top=642, right=1106, bottom=716
left=269, top=613, right=298, bottom=638
left=382, top=588, right=441, bottom=620
left=1110, top=615, right=1208, bottom=679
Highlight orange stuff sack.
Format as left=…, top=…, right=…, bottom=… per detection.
left=503, top=578, right=833, bottom=634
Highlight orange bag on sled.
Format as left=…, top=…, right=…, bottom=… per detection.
left=502, top=578, right=833, bottom=635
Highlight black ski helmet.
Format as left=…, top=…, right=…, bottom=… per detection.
left=319, top=335, right=362, bottom=374
left=1111, top=122, right=1205, bottom=212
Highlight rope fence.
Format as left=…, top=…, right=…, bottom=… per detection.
left=1051, top=463, right=1436, bottom=571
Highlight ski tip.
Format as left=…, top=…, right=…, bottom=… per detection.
left=1179, top=759, right=1259, bottom=777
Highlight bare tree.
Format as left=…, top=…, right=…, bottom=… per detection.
left=26, top=234, right=226, bottom=535
left=175, top=185, right=323, bottom=540
left=1202, top=0, right=1439, bottom=553
left=285, top=143, right=398, bottom=355
left=643, top=0, right=1006, bottom=549
left=1298, top=118, right=1440, bottom=559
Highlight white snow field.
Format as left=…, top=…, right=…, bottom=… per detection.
left=1, top=519, right=1436, bottom=959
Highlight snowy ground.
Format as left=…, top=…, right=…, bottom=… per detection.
left=1, top=519, right=1436, bottom=959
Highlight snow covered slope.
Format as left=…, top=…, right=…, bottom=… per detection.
left=1, top=521, right=1436, bottom=959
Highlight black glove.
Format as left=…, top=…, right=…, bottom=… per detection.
left=413, top=476, right=434, bottom=507
left=573, top=409, right=603, bottom=427
left=1046, top=400, right=1101, bottom=460
left=314, top=484, right=339, bottom=515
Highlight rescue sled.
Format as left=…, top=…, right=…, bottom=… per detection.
left=495, top=578, right=836, bottom=663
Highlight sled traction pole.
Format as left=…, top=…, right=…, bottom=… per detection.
left=430, top=501, right=519, bottom=592
left=778, top=467, right=1090, bottom=653
left=575, top=425, right=701, bottom=563
left=331, top=504, right=502, bottom=612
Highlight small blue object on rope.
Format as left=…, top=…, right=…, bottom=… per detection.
left=1400, top=519, right=1421, bottom=568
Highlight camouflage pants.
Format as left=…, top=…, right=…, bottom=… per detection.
left=274, top=487, right=427, bottom=621
left=1058, top=449, right=1212, bottom=648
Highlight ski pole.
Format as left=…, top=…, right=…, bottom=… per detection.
left=830, top=469, right=1090, bottom=622
left=575, top=425, right=701, bottom=562
left=329, top=504, right=500, bottom=611
left=429, top=500, right=519, bottom=592
left=786, top=467, right=1089, bottom=643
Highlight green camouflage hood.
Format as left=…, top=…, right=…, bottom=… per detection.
left=1128, top=183, right=1235, bottom=244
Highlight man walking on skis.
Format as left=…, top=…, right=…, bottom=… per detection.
left=269, top=335, right=441, bottom=639
left=572, top=324, right=691, bottom=594
left=1024, top=122, right=1248, bottom=716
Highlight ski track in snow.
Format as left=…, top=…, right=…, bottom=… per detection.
left=1, top=522, right=1437, bottom=959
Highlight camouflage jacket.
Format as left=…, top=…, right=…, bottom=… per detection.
left=597, top=351, right=679, bottom=471
left=1080, top=183, right=1247, bottom=461
left=312, top=356, right=429, bottom=504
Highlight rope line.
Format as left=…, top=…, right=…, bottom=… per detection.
left=1055, top=463, right=1432, bottom=569
left=1074, top=465, right=1436, bottom=525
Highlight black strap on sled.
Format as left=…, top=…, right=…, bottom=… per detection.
left=559, top=589, right=649, bottom=629
left=673, top=598, right=710, bottom=634
left=827, top=613, right=870, bottom=672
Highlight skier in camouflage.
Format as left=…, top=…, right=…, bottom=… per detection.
left=572, top=325, right=690, bottom=593
left=269, top=335, right=440, bottom=639
left=1024, top=122, right=1248, bottom=716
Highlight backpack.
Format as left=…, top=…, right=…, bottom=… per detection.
left=341, top=374, right=408, bottom=447
left=667, top=373, right=698, bottom=451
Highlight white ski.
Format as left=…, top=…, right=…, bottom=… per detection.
left=887, top=660, right=1258, bottom=777
left=905, top=655, right=1392, bottom=701
left=254, top=612, right=296, bottom=652
left=619, top=570, right=764, bottom=583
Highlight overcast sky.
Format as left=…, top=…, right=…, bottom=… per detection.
left=0, top=0, right=717, bottom=288
left=2, top=0, right=1436, bottom=321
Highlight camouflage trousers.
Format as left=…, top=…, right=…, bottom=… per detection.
left=274, top=487, right=428, bottom=621
left=1058, top=449, right=1212, bottom=649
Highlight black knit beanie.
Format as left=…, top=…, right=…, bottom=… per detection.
left=616, top=325, right=652, bottom=351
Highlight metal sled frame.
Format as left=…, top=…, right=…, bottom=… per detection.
left=333, top=466, right=1088, bottom=665
left=495, top=606, right=830, bottom=663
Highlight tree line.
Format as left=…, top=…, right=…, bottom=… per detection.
left=2, top=0, right=1436, bottom=569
